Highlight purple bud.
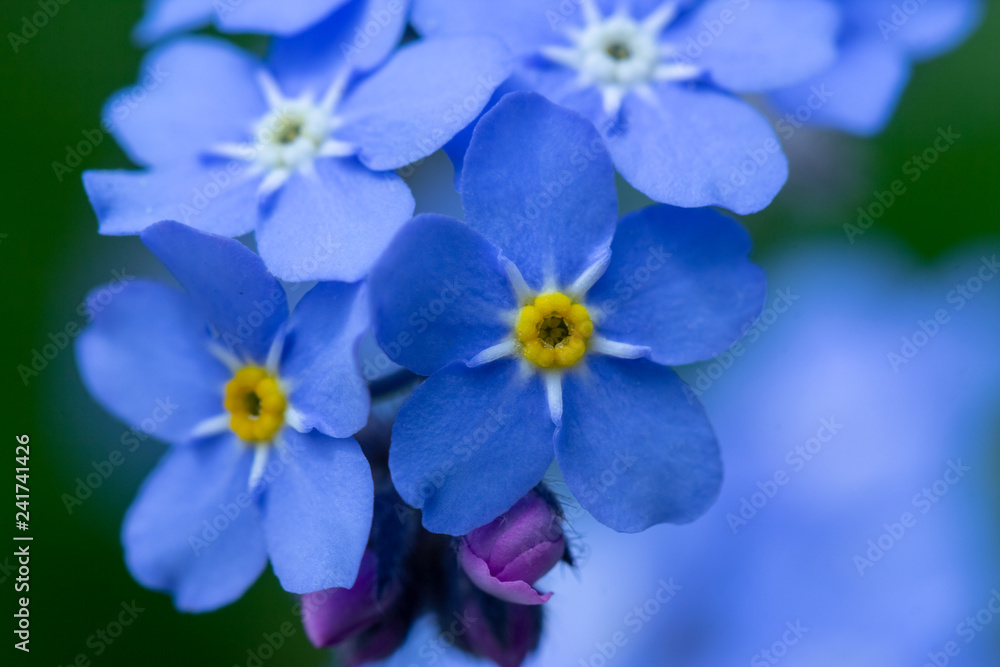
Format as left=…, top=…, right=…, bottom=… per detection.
left=461, top=598, right=542, bottom=667
left=458, top=491, right=566, bottom=605
left=301, top=550, right=399, bottom=648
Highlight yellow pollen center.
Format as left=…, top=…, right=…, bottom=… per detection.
left=515, top=293, right=593, bottom=368
left=224, top=366, right=287, bottom=442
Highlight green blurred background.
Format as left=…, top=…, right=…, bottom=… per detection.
left=1, top=0, right=997, bottom=665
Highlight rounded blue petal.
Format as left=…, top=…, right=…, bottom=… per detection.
left=133, top=0, right=213, bottom=45
left=122, top=436, right=267, bottom=612
left=672, top=0, right=840, bottom=92
left=84, top=164, right=260, bottom=238
left=338, top=35, right=512, bottom=171
left=281, top=281, right=370, bottom=438
left=369, top=214, right=516, bottom=376
left=141, top=221, right=288, bottom=363
left=215, top=0, right=352, bottom=35
left=608, top=85, right=788, bottom=215
left=769, top=38, right=910, bottom=136
left=848, top=0, right=983, bottom=60
left=389, top=359, right=555, bottom=536
left=107, top=37, right=266, bottom=167
left=557, top=356, right=722, bottom=532
left=461, top=92, right=618, bottom=289
left=75, top=279, right=229, bottom=444
left=255, top=158, right=414, bottom=283
left=412, top=0, right=563, bottom=57
left=269, top=0, right=410, bottom=95
left=587, top=205, right=766, bottom=366
left=261, top=429, right=373, bottom=593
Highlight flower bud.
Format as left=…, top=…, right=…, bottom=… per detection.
left=460, top=596, right=542, bottom=667
left=301, top=550, right=399, bottom=648
left=458, top=491, right=566, bottom=605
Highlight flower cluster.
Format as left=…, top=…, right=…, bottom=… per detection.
left=75, top=0, right=980, bottom=664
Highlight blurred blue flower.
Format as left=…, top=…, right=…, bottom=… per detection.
left=769, top=0, right=984, bottom=135
left=135, top=0, right=409, bottom=60
left=371, top=239, right=1000, bottom=667
left=369, top=92, right=765, bottom=537
left=75, top=221, right=375, bottom=611
left=84, top=34, right=510, bottom=282
left=412, top=0, right=841, bottom=214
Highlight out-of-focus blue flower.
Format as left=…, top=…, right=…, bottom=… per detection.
left=412, top=0, right=840, bottom=214
left=135, top=0, right=410, bottom=62
left=84, top=34, right=510, bottom=282
left=371, top=239, right=1000, bottom=667
left=369, top=92, right=765, bottom=537
left=770, top=0, right=983, bottom=135
left=75, top=221, right=375, bottom=612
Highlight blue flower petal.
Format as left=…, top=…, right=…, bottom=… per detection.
left=215, top=0, right=351, bottom=36
left=672, top=0, right=840, bottom=92
left=849, top=0, right=983, bottom=61
left=84, top=164, right=260, bottom=237
left=587, top=206, right=766, bottom=366
left=281, top=281, right=370, bottom=438
left=608, top=85, right=787, bottom=215
left=76, top=279, right=229, bottom=444
left=122, top=436, right=267, bottom=612
left=141, top=221, right=288, bottom=363
left=461, top=92, right=618, bottom=289
left=369, top=214, right=515, bottom=376
left=390, top=360, right=555, bottom=536
left=269, top=0, right=410, bottom=95
left=261, top=429, right=373, bottom=593
left=411, top=0, right=561, bottom=57
left=769, top=38, right=910, bottom=137
left=133, top=0, right=213, bottom=45
left=338, top=36, right=511, bottom=171
left=107, top=37, right=266, bottom=167
left=255, top=158, right=414, bottom=282
left=558, top=357, right=721, bottom=532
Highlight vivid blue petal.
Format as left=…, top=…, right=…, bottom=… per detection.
left=269, top=0, right=410, bottom=95
left=389, top=360, right=555, bottom=536
left=281, top=281, right=370, bottom=438
left=84, top=164, right=260, bottom=237
left=255, top=158, right=414, bottom=283
left=338, top=36, right=512, bottom=171
left=141, top=221, right=288, bottom=363
left=461, top=92, right=618, bottom=289
left=76, top=279, right=229, bottom=444
left=671, top=0, right=840, bottom=92
left=261, top=429, right=373, bottom=593
left=769, top=39, right=910, bottom=136
left=587, top=206, right=766, bottom=366
left=440, top=76, right=524, bottom=185
left=215, top=0, right=351, bottom=36
left=557, top=357, right=721, bottom=532
left=608, top=85, right=787, bottom=215
left=122, top=436, right=267, bottom=612
left=107, top=37, right=265, bottom=167
left=369, top=214, right=516, bottom=376
left=847, top=0, right=983, bottom=60
left=133, top=0, right=213, bottom=45
left=411, top=0, right=563, bottom=57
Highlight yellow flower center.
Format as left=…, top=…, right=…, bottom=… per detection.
left=224, top=366, right=287, bottom=442
left=515, top=293, right=593, bottom=368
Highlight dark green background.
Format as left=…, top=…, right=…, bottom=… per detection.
left=1, top=0, right=997, bottom=665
